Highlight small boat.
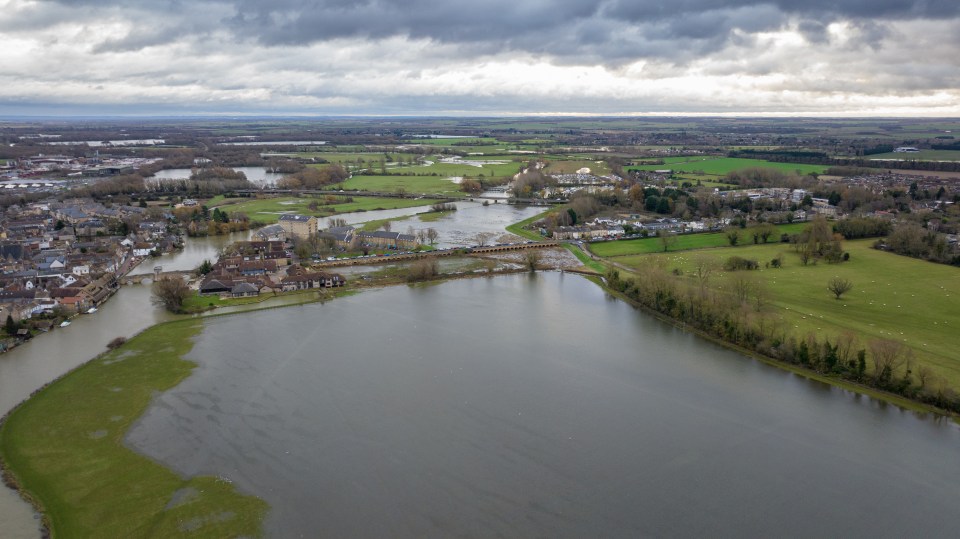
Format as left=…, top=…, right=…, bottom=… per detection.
left=59, top=320, right=71, bottom=327
left=86, top=307, right=98, bottom=314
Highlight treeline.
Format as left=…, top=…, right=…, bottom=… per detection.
left=877, top=223, right=960, bottom=266
left=275, top=164, right=349, bottom=189
left=604, top=266, right=959, bottom=413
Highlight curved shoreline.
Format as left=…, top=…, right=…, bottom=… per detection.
left=591, top=274, right=959, bottom=421
left=1, top=267, right=956, bottom=536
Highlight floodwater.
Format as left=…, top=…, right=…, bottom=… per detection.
left=127, top=231, right=251, bottom=276
left=126, top=273, right=960, bottom=538
left=352, top=200, right=543, bottom=248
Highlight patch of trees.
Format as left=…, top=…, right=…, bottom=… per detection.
left=878, top=223, right=959, bottom=265
left=604, top=268, right=958, bottom=413
left=833, top=217, right=891, bottom=239
left=792, top=216, right=847, bottom=265
left=151, top=276, right=191, bottom=313
left=276, top=164, right=349, bottom=189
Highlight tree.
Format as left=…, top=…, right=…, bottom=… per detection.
left=426, top=228, right=439, bottom=245
left=381, top=221, right=392, bottom=233
left=475, top=232, right=493, bottom=247
left=724, top=227, right=740, bottom=246
left=5, top=314, right=17, bottom=336
left=523, top=250, right=541, bottom=272
left=151, top=276, right=191, bottom=313
left=196, top=259, right=214, bottom=276
left=868, top=338, right=908, bottom=385
left=827, top=277, right=853, bottom=299
left=657, top=229, right=676, bottom=252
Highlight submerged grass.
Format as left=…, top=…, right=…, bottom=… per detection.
left=0, top=320, right=267, bottom=538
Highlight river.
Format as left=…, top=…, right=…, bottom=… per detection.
left=122, top=273, right=960, bottom=538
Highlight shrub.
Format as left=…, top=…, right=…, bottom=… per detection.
left=724, top=256, right=759, bottom=271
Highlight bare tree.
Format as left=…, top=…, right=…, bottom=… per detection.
left=426, top=228, right=439, bottom=245
left=475, top=232, right=493, bottom=247
left=827, top=277, right=853, bottom=299
left=382, top=221, right=392, bottom=233
left=523, top=250, right=541, bottom=272
left=657, top=229, right=677, bottom=252
left=691, top=255, right=716, bottom=295
left=868, top=338, right=908, bottom=384
left=151, top=276, right=191, bottom=313
left=328, top=217, right=347, bottom=228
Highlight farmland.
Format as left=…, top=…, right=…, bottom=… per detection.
left=588, top=223, right=808, bottom=257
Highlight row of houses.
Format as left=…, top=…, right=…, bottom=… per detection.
left=198, top=240, right=344, bottom=298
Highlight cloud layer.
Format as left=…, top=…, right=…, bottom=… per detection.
left=1, top=0, right=959, bottom=116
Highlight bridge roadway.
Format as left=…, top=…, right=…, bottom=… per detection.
left=123, top=242, right=561, bottom=281
left=312, top=241, right=560, bottom=268
left=229, top=188, right=565, bottom=205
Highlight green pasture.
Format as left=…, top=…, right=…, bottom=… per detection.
left=589, top=223, right=807, bottom=257
left=211, top=195, right=443, bottom=223
left=332, top=175, right=465, bottom=196
left=390, top=159, right=523, bottom=178
left=628, top=157, right=827, bottom=177
left=543, top=159, right=612, bottom=176
left=0, top=321, right=266, bottom=537
left=614, top=240, right=960, bottom=389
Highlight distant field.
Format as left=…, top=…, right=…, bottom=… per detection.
left=628, top=157, right=827, bottom=177
left=332, top=175, right=465, bottom=196
left=211, top=195, right=442, bottom=223
left=618, top=240, right=960, bottom=390
left=391, top=159, right=523, bottom=178
left=866, top=150, right=960, bottom=162
left=589, top=223, right=807, bottom=257
left=543, top=159, right=612, bottom=176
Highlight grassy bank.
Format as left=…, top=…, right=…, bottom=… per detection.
left=610, top=239, right=960, bottom=391
left=0, top=320, right=267, bottom=537
left=589, top=223, right=808, bottom=257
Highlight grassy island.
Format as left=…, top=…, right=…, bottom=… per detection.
left=0, top=320, right=266, bottom=538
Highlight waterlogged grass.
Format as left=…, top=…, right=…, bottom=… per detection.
left=617, top=240, right=960, bottom=389
left=211, top=195, right=443, bottom=223
left=505, top=210, right=551, bottom=241
left=0, top=320, right=267, bottom=537
left=589, top=223, right=808, bottom=257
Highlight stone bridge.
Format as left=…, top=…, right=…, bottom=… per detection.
left=311, top=241, right=560, bottom=268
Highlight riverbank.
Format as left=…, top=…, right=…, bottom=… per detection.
left=597, top=270, right=959, bottom=421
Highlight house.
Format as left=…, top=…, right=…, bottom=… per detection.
left=358, top=230, right=417, bottom=249
left=254, top=223, right=285, bottom=242
left=280, top=265, right=345, bottom=291
left=278, top=214, right=317, bottom=240
left=230, top=282, right=260, bottom=298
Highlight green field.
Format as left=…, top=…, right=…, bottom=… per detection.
left=628, top=157, right=827, bottom=177
left=0, top=321, right=266, bottom=537
left=390, top=159, right=523, bottom=178
left=211, top=195, right=443, bottom=223
left=332, top=175, right=466, bottom=196
left=542, top=159, right=612, bottom=176
left=866, top=150, right=960, bottom=162
left=610, top=240, right=960, bottom=389
left=589, top=223, right=807, bottom=257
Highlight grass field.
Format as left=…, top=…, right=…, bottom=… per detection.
left=0, top=320, right=266, bottom=537
left=211, top=195, right=443, bottom=223
left=866, top=150, right=960, bottom=162
left=628, top=157, right=827, bottom=177
left=332, top=175, right=466, bottom=197
left=589, top=223, right=808, bottom=257
left=542, top=159, right=612, bottom=176
left=609, top=240, right=960, bottom=389
left=390, top=159, right=523, bottom=178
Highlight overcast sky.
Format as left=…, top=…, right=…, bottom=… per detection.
left=2, top=0, right=959, bottom=117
